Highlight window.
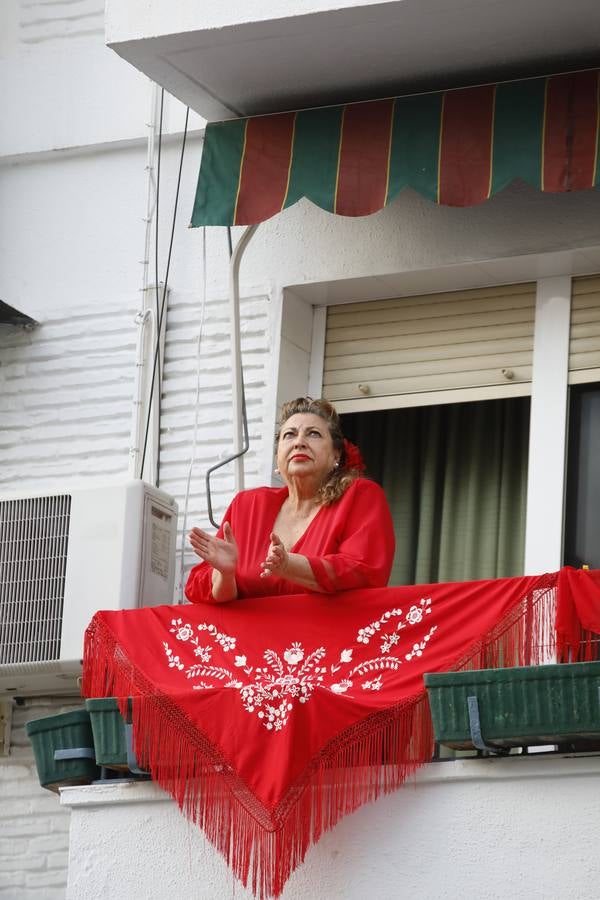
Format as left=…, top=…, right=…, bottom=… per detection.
left=342, top=396, right=529, bottom=585
left=564, top=382, right=600, bottom=570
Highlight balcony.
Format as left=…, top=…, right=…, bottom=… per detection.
left=105, top=0, right=600, bottom=120
left=61, top=754, right=600, bottom=898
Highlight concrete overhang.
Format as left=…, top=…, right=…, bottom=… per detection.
left=0, top=300, right=37, bottom=330
left=105, top=0, right=600, bottom=121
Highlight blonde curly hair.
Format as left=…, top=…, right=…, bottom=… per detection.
left=276, top=397, right=361, bottom=506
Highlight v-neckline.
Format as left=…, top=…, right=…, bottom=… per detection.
left=272, top=488, right=325, bottom=552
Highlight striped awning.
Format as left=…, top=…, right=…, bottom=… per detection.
left=191, top=69, right=600, bottom=227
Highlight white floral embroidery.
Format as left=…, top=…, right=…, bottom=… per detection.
left=406, top=598, right=432, bottom=625
left=356, top=609, right=404, bottom=644
left=350, top=656, right=402, bottom=677
left=404, top=626, right=438, bottom=662
left=406, top=605, right=423, bottom=625
left=257, top=701, right=293, bottom=731
left=186, top=663, right=234, bottom=681
left=197, top=623, right=236, bottom=652
left=163, top=642, right=185, bottom=670
left=160, top=598, right=439, bottom=733
left=237, top=647, right=326, bottom=729
left=283, top=642, right=304, bottom=665
left=170, top=619, right=194, bottom=641
left=331, top=647, right=354, bottom=673
left=330, top=679, right=353, bottom=694
left=380, top=632, right=400, bottom=654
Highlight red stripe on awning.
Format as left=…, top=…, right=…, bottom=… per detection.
left=438, top=85, right=495, bottom=206
left=543, top=71, right=600, bottom=192
left=234, top=113, right=296, bottom=224
left=335, top=99, right=394, bottom=216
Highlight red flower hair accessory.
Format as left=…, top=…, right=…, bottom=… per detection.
left=342, top=438, right=366, bottom=473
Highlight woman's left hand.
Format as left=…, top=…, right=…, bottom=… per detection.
left=260, top=532, right=289, bottom=578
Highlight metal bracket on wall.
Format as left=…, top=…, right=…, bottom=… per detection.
left=54, top=748, right=95, bottom=761
left=0, top=700, right=13, bottom=756
left=467, top=695, right=511, bottom=756
left=125, top=723, right=150, bottom=776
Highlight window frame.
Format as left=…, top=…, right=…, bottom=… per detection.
left=269, top=265, right=593, bottom=575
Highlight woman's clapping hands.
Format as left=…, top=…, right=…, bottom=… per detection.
left=189, top=525, right=293, bottom=585
left=188, top=522, right=238, bottom=575
left=260, top=532, right=289, bottom=579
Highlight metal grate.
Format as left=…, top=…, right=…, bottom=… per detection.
left=0, top=495, right=71, bottom=665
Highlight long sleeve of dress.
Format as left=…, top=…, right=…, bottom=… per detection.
left=185, top=479, right=395, bottom=603
left=184, top=499, right=236, bottom=605
left=303, top=479, right=395, bottom=592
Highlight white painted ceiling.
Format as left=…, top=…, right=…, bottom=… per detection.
left=107, top=0, right=600, bottom=121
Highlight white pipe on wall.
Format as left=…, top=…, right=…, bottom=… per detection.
left=228, top=224, right=259, bottom=492
left=129, top=81, right=162, bottom=481
left=129, top=308, right=153, bottom=479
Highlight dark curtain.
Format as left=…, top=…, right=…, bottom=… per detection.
left=342, top=397, right=530, bottom=585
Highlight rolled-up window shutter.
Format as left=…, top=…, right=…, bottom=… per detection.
left=569, top=275, right=600, bottom=385
left=323, top=283, right=536, bottom=412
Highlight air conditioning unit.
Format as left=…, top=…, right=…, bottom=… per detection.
left=0, top=480, right=178, bottom=696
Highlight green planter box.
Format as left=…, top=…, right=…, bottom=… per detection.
left=424, top=661, right=600, bottom=750
left=26, top=709, right=100, bottom=792
left=85, top=698, right=130, bottom=770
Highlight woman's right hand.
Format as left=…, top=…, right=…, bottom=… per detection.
left=188, top=521, right=238, bottom=575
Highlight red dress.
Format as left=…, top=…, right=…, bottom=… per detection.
left=185, top=477, right=395, bottom=602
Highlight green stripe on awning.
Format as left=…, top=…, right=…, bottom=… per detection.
left=191, top=118, right=246, bottom=226
left=388, top=92, right=442, bottom=204
left=284, top=106, right=343, bottom=213
left=491, top=78, right=546, bottom=194
left=191, top=68, right=600, bottom=227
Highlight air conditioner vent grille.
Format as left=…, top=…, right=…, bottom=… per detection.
left=0, top=495, right=71, bottom=665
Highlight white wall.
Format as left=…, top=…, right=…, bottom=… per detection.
left=0, top=698, right=81, bottom=900
left=62, top=755, right=600, bottom=900
left=106, top=0, right=398, bottom=40
left=0, top=0, right=203, bottom=158
left=238, top=182, right=600, bottom=290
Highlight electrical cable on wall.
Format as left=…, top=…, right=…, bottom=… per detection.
left=139, top=101, right=190, bottom=483
left=134, top=106, right=248, bottom=599
left=177, top=225, right=251, bottom=600
left=153, top=88, right=164, bottom=483
left=177, top=226, right=208, bottom=603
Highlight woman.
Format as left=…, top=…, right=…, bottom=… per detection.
left=185, top=398, right=395, bottom=603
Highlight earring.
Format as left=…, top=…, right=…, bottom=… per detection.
left=334, top=461, right=340, bottom=468
left=274, top=467, right=280, bottom=474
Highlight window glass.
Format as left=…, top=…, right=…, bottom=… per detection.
left=564, top=383, right=600, bottom=570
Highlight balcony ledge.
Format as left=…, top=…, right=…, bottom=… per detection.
left=60, top=752, right=600, bottom=808
left=61, top=755, right=600, bottom=899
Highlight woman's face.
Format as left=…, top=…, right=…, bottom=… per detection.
left=277, top=413, right=340, bottom=486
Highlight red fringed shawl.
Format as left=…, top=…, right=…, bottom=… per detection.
left=82, top=567, right=600, bottom=898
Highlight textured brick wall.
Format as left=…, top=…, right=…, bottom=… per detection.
left=0, top=297, right=138, bottom=492
left=0, top=698, right=81, bottom=900
left=160, top=287, right=272, bottom=600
